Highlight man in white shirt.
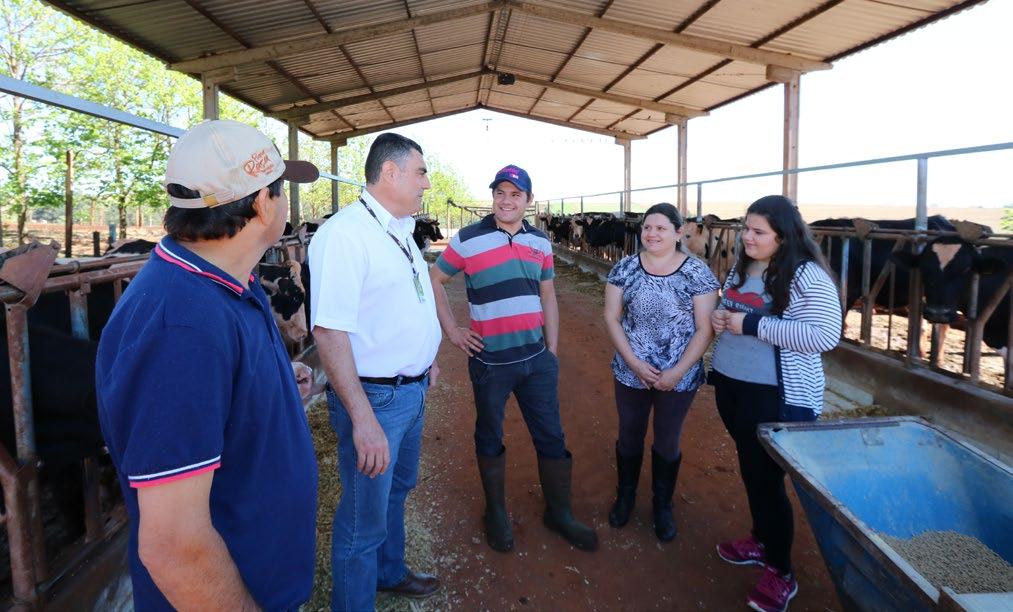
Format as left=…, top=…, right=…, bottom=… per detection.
left=309, top=133, right=442, bottom=611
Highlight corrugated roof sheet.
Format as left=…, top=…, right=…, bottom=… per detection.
left=41, top=0, right=988, bottom=140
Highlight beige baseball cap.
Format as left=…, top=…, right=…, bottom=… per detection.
left=164, top=120, right=319, bottom=209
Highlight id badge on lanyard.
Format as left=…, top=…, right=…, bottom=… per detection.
left=413, top=273, right=425, bottom=303
left=360, top=196, right=425, bottom=303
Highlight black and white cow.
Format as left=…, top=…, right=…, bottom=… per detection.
left=808, top=215, right=957, bottom=311
left=891, top=228, right=1012, bottom=354
left=259, top=260, right=308, bottom=345
left=412, top=217, right=444, bottom=251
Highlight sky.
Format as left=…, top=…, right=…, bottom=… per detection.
left=379, top=0, right=1013, bottom=209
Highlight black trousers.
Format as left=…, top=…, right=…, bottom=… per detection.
left=613, top=379, right=696, bottom=461
left=711, top=370, right=814, bottom=575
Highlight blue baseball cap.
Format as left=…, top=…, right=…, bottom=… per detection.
left=489, top=164, right=532, bottom=194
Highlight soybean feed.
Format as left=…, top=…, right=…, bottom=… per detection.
left=305, top=395, right=449, bottom=611
left=882, top=530, right=1013, bottom=594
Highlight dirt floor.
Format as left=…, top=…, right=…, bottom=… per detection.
left=842, top=311, right=1006, bottom=390
left=305, top=260, right=841, bottom=611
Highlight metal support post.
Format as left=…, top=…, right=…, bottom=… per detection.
left=915, top=157, right=928, bottom=231
left=906, top=157, right=929, bottom=361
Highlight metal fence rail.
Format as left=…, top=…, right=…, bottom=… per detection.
left=533, top=140, right=1013, bottom=398
left=534, top=140, right=1013, bottom=228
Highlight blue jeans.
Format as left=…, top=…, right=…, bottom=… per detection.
left=327, top=378, right=428, bottom=612
left=468, top=350, right=567, bottom=459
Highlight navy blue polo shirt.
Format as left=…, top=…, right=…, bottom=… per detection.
left=96, top=237, right=317, bottom=611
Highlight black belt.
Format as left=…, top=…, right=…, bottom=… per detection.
left=359, top=368, right=430, bottom=386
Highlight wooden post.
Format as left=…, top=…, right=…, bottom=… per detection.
left=768, top=66, right=801, bottom=201
left=617, top=137, right=632, bottom=213
left=201, top=75, right=219, bottom=120
left=677, top=119, right=688, bottom=217
left=64, top=150, right=74, bottom=258
left=288, top=121, right=301, bottom=226
left=330, top=141, right=340, bottom=213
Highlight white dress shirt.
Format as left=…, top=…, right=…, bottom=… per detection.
left=308, top=189, right=441, bottom=377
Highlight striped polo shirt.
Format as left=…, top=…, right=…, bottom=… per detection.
left=436, top=215, right=554, bottom=364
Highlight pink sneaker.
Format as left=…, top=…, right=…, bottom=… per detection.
left=716, top=536, right=766, bottom=566
left=747, top=566, right=798, bottom=612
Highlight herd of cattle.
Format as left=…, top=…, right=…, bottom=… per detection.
left=539, top=210, right=1012, bottom=355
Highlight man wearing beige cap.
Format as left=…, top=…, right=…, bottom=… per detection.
left=96, top=120, right=320, bottom=611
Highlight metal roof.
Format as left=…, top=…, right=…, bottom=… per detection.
left=41, top=0, right=987, bottom=141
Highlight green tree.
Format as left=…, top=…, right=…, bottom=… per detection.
left=1002, top=205, right=1013, bottom=232
left=61, top=27, right=194, bottom=236
left=0, top=0, right=72, bottom=243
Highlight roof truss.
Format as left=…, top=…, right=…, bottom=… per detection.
left=170, top=0, right=829, bottom=77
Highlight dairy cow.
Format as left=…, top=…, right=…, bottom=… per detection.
left=259, top=260, right=308, bottom=345
left=413, top=217, right=444, bottom=251
left=808, top=215, right=957, bottom=311
left=891, top=227, right=1012, bottom=353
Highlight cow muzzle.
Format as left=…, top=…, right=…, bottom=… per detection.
left=923, top=305, right=957, bottom=324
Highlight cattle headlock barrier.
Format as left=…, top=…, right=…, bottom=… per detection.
left=0, top=234, right=320, bottom=609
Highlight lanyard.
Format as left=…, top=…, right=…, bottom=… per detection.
left=359, top=196, right=425, bottom=302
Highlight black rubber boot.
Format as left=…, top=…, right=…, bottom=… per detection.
left=477, top=448, right=514, bottom=552
left=608, top=442, right=643, bottom=528
left=652, top=449, right=681, bottom=542
left=537, top=452, right=599, bottom=552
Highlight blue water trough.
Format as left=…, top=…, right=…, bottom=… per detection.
left=758, top=416, right=1011, bottom=611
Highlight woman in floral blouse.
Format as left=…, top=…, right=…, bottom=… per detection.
left=603, top=202, right=719, bottom=541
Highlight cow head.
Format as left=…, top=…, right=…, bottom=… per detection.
left=260, top=260, right=308, bottom=343
left=412, top=218, right=443, bottom=251
left=891, top=238, right=1006, bottom=324
left=569, top=215, right=585, bottom=241
left=681, top=219, right=708, bottom=258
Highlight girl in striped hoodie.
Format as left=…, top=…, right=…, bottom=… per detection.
left=709, top=195, right=842, bottom=612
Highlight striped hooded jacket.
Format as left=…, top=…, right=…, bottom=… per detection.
left=734, top=260, right=843, bottom=415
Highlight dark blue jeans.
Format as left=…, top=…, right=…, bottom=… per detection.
left=327, top=378, right=428, bottom=612
left=468, top=350, right=567, bottom=459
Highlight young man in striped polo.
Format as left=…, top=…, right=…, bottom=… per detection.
left=430, top=165, right=598, bottom=553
